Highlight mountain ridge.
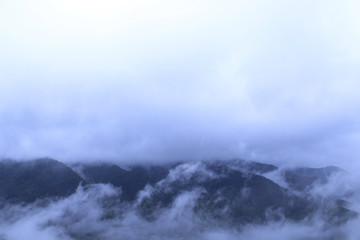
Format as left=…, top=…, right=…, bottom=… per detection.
left=0, top=157, right=355, bottom=227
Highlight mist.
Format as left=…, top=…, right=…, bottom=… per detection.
left=1, top=161, right=360, bottom=240
left=2, top=1, right=360, bottom=239
left=0, top=0, right=359, bottom=170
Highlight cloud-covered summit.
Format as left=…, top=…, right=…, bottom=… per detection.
left=0, top=157, right=359, bottom=240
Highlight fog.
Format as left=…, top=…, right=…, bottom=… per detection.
left=1, top=1, right=360, bottom=169
left=2, top=2, right=360, bottom=238
left=1, top=163, right=360, bottom=240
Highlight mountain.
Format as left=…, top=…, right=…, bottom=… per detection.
left=0, top=158, right=83, bottom=203
left=282, top=166, right=343, bottom=191
left=0, top=158, right=355, bottom=226
left=72, top=163, right=171, bottom=201
left=137, top=160, right=312, bottom=223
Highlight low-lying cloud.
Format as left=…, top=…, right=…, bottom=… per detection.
left=1, top=161, right=360, bottom=240
left=0, top=179, right=357, bottom=239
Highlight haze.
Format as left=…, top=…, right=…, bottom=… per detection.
left=1, top=0, right=360, bottom=170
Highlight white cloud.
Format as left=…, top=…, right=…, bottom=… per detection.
left=0, top=0, right=360, bottom=169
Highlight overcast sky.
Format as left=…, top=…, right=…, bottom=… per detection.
left=0, top=0, right=360, bottom=169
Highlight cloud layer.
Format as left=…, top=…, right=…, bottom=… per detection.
left=0, top=0, right=360, bottom=169
left=1, top=163, right=360, bottom=240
